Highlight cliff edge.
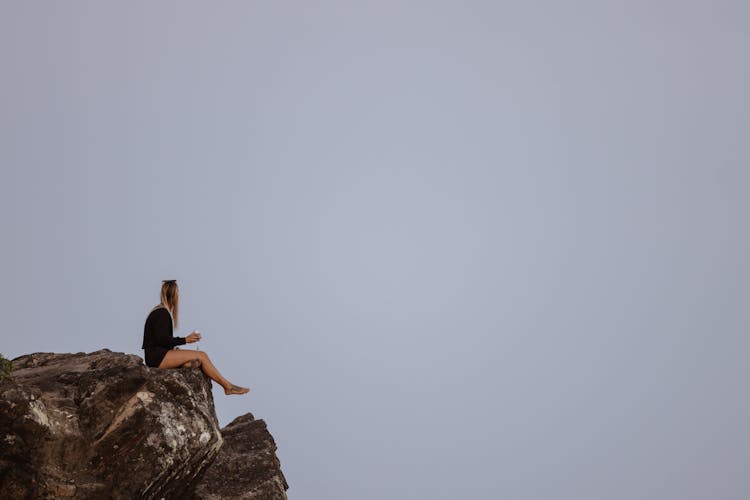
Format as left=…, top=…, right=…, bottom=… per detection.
left=0, top=349, right=288, bottom=499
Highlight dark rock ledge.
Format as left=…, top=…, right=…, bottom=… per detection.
left=0, top=349, right=288, bottom=499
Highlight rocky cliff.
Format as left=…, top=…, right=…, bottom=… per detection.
left=193, top=413, right=289, bottom=500
left=0, top=349, right=288, bottom=499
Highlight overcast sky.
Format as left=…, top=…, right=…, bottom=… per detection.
left=1, top=1, right=749, bottom=499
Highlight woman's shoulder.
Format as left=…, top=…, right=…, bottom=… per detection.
left=147, top=304, right=169, bottom=319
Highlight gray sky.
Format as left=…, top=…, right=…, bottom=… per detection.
left=2, top=1, right=749, bottom=499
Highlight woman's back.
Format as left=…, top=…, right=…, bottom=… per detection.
left=142, top=305, right=175, bottom=349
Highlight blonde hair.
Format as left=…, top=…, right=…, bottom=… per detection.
left=160, top=280, right=179, bottom=330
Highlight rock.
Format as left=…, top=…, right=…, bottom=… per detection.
left=193, top=413, right=289, bottom=500
left=0, top=349, right=287, bottom=499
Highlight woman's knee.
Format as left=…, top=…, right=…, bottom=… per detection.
left=197, top=351, right=209, bottom=361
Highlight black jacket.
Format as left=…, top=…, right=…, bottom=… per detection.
left=142, top=306, right=186, bottom=350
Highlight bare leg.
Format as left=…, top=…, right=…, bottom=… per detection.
left=180, top=359, right=202, bottom=369
left=159, top=350, right=249, bottom=395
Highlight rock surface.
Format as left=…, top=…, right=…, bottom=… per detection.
left=0, top=349, right=288, bottom=499
left=193, top=413, right=289, bottom=499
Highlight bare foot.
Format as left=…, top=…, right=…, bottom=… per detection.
left=224, top=384, right=250, bottom=395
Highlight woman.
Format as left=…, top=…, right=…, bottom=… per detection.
left=142, top=279, right=250, bottom=395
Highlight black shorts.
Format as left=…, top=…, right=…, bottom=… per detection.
left=144, top=346, right=169, bottom=368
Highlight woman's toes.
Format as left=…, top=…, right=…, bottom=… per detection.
left=224, top=384, right=250, bottom=395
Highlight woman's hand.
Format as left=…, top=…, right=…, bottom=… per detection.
left=186, top=331, right=202, bottom=343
